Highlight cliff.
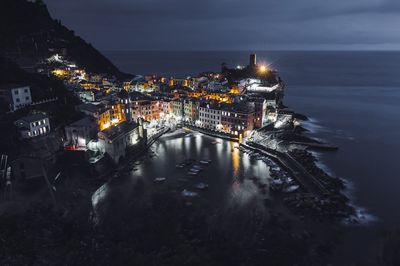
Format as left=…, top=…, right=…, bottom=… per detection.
left=0, top=0, right=129, bottom=78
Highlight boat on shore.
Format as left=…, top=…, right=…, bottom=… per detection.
left=283, top=185, right=299, bottom=193
left=194, top=182, right=209, bottom=190
left=182, top=189, right=199, bottom=197
left=176, top=164, right=185, bottom=169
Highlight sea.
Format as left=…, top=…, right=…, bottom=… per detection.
left=103, top=50, right=400, bottom=264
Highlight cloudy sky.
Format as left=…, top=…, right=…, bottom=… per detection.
left=46, top=0, right=400, bottom=51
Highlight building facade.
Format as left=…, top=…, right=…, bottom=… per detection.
left=0, top=85, right=32, bottom=111
left=64, top=116, right=97, bottom=150
left=198, top=103, right=222, bottom=131
left=14, top=113, right=50, bottom=139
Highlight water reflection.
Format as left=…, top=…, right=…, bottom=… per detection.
left=231, top=142, right=240, bottom=178
left=92, top=132, right=271, bottom=222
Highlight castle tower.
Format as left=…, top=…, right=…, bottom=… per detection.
left=250, top=54, right=257, bottom=67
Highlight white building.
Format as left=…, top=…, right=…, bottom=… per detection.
left=94, top=121, right=142, bottom=163
left=197, top=103, right=222, bottom=131
left=0, top=85, right=32, bottom=111
left=64, top=116, right=97, bottom=150
left=15, top=113, right=50, bottom=139
left=238, top=79, right=280, bottom=93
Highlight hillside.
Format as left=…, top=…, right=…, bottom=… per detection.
left=0, top=0, right=129, bottom=79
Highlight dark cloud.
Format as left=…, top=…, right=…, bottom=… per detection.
left=45, top=0, right=400, bottom=50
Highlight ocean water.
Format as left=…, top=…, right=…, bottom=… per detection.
left=103, top=50, right=400, bottom=263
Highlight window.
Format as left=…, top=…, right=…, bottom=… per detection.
left=16, top=98, right=20, bottom=103
left=14, top=90, right=19, bottom=95
left=26, top=97, right=30, bottom=101
left=24, top=89, right=28, bottom=93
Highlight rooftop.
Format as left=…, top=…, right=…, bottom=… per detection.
left=99, top=121, right=138, bottom=141
left=0, top=84, right=29, bottom=91
left=17, top=113, right=48, bottom=123
left=77, top=103, right=106, bottom=114
left=69, top=116, right=96, bottom=127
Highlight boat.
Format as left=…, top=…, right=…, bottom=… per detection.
left=194, top=182, right=209, bottom=190
left=283, top=185, right=299, bottom=193
left=176, top=164, right=185, bottom=169
left=181, top=189, right=199, bottom=197
left=188, top=171, right=198, bottom=175
left=271, top=178, right=283, bottom=185
left=154, top=177, right=166, bottom=183
left=270, top=166, right=281, bottom=171
left=199, top=160, right=209, bottom=165
left=189, top=168, right=201, bottom=172
left=192, top=165, right=203, bottom=170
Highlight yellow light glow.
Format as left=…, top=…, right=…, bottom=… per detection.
left=259, top=65, right=267, bottom=73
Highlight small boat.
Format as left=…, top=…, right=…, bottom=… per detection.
left=192, top=165, right=203, bottom=170
left=188, top=171, right=198, bottom=175
left=194, top=182, right=209, bottom=190
left=271, top=179, right=284, bottom=186
left=283, top=185, right=299, bottom=193
left=270, top=166, right=281, bottom=171
left=176, top=164, right=185, bottom=169
left=199, top=160, right=209, bottom=165
left=154, top=177, right=166, bottom=183
left=189, top=168, right=200, bottom=172
left=182, top=189, right=199, bottom=197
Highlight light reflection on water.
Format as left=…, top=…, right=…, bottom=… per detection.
left=91, top=131, right=271, bottom=221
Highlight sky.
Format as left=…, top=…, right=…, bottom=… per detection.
left=45, top=0, right=400, bottom=51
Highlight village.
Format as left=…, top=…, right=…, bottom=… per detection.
left=1, top=53, right=288, bottom=168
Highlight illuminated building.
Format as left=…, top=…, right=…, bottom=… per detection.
left=96, top=121, right=143, bottom=163
left=131, top=100, right=162, bottom=121
left=64, top=116, right=97, bottom=150
left=77, top=103, right=118, bottom=131
left=220, top=103, right=256, bottom=138
left=187, top=91, right=205, bottom=98
left=172, top=99, right=184, bottom=118
left=162, top=100, right=172, bottom=114
left=52, top=68, right=69, bottom=78
left=183, top=98, right=199, bottom=124
left=14, top=113, right=50, bottom=139
left=198, top=103, right=222, bottom=131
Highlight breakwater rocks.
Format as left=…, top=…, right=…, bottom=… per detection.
left=241, top=144, right=355, bottom=222
left=289, top=149, right=344, bottom=191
